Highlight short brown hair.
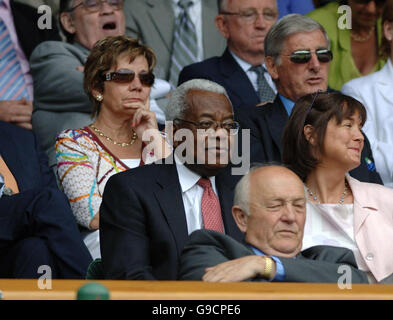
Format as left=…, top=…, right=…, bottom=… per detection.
left=84, top=35, right=156, bottom=118
left=381, top=0, right=393, bottom=58
left=282, top=91, right=367, bottom=181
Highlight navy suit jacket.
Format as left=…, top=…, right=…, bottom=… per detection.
left=0, top=121, right=57, bottom=195
left=100, top=158, right=244, bottom=280
left=236, top=96, right=384, bottom=184
left=178, top=48, right=260, bottom=111
left=0, top=121, right=93, bottom=278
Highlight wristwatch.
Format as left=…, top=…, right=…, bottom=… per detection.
left=263, top=256, right=274, bottom=280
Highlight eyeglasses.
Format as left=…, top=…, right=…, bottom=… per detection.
left=103, top=70, right=155, bottom=87
left=305, top=89, right=321, bottom=117
left=174, top=119, right=240, bottom=135
left=285, top=49, right=333, bottom=64
left=67, top=0, right=124, bottom=13
left=219, top=8, right=278, bottom=23
left=352, top=0, right=386, bottom=7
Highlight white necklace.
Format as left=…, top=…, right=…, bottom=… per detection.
left=306, top=181, right=348, bottom=205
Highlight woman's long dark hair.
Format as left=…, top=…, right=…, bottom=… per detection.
left=282, top=91, right=366, bottom=181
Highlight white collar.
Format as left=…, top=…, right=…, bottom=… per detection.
left=175, top=155, right=216, bottom=193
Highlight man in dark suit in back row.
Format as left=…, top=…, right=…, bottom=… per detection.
left=179, top=165, right=368, bottom=283
left=100, top=79, right=245, bottom=280
left=236, top=14, right=383, bottom=184
left=178, top=0, right=278, bottom=110
left=0, top=120, right=92, bottom=278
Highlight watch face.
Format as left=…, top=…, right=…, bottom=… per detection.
left=0, top=173, right=4, bottom=198
left=3, top=186, right=14, bottom=196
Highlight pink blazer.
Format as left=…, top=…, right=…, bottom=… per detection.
left=348, top=175, right=393, bottom=281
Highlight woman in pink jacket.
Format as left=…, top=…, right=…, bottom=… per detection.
left=282, top=91, right=393, bottom=283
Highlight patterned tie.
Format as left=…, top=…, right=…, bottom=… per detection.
left=0, top=13, right=29, bottom=100
left=197, top=178, right=224, bottom=233
left=168, top=0, right=198, bottom=87
left=250, top=65, right=275, bottom=103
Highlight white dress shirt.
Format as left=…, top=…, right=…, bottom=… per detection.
left=172, top=0, right=203, bottom=61
left=175, top=156, right=220, bottom=234
left=230, top=50, right=277, bottom=95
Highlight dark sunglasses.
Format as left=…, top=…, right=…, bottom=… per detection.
left=352, top=0, right=386, bottom=7
left=103, top=70, right=155, bottom=86
left=288, top=49, right=333, bottom=64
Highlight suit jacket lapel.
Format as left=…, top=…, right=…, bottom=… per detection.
left=154, top=161, right=189, bottom=257
left=264, top=96, right=288, bottom=155
left=375, top=61, right=393, bottom=104
left=0, top=124, right=26, bottom=191
left=347, top=176, right=377, bottom=235
left=146, top=0, right=175, bottom=52
left=219, top=49, right=259, bottom=106
left=215, top=168, right=244, bottom=242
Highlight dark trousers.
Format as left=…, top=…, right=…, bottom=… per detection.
left=0, top=187, right=92, bottom=279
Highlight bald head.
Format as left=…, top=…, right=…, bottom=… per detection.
left=233, top=165, right=306, bottom=257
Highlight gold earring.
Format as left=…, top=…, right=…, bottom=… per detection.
left=96, top=94, right=103, bottom=102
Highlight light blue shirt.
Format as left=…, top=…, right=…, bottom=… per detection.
left=0, top=172, right=4, bottom=199
left=279, top=94, right=295, bottom=116
left=249, top=245, right=286, bottom=281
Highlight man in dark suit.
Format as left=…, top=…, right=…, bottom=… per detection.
left=0, top=120, right=92, bottom=278
left=178, top=0, right=278, bottom=111
left=179, top=165, right=368, bottom=283
left=237, top=14, right=383, bottom=184
left=100, top=79, right=245, bottom=280
left=0, top=0, right=60, bottom=130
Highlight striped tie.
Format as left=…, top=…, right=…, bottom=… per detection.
left=0, top=17, right=29, bottom=100
left=168, top=0, right=198, bottom=87
left=250, top=65, right=276, bottom=103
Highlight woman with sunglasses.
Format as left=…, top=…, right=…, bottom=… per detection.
left=282, top=91, right=393, bottom=283
left=342, top=0, right=393, bottom=188
left=55, top=35, right=170, bottom=259
left=307, top=0, right=387, bottom=90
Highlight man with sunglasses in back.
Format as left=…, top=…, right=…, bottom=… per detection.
left=237, top=13, right=383, bottom=185
left=99, top=79, right=245, bottom=280
left=178, top=0, right=279, bottom=111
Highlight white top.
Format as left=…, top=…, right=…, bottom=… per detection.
left=303, top=201, right=375, bottom=282
left=120, top=158, right=141, bottom=169
left=341, top=59, right=393, bottom=188
left=172, top=0, right=203, bottom=61
left=230, top=50, right=277, bottom=95
left=175, top=155, right=221, bottom=234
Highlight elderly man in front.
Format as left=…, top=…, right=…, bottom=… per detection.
left=99, top=79, right=245, bottom=280
left=179, top=165, right=368, bottom=283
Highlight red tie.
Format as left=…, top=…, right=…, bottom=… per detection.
left=197, top=178, right=224, bottom=233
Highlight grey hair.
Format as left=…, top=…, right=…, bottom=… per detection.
left=60, top=0, right=76, bottom=43
left=165, top=79, right=233, bottom=121
left=264, top=14, right=330, bottom=65
left=233, top=162, right=287, bottom=216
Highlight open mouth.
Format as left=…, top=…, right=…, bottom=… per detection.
left=103, top=22, right=117, bottom=30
